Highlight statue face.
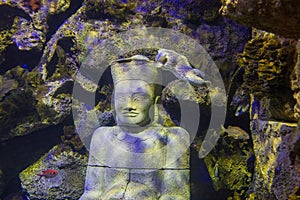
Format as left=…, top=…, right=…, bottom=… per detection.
left=114, top=80, right=154, bottom=127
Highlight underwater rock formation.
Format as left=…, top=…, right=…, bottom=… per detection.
left=20, top=144, right=87, bottom=200
left=203, top=129, right=253, bottom=199
left=250, top=119, right=300, bottom=199
left=0, top=0, right=83, bottom=140
left=0, top=0, right=48, bottom=52
left=0, top=124, right=63, bottom=199
left=220, top=0, right=300, bottom=39
left=237, top=31, right=297, bottom=122
left=0, top=67, right=40, bottom=140
left=61, top=125, right=84, bottom=151
left=290, top=41, right=300, bottom=120
left=233, top=28, right=300, bottom=199
left=1, top=0, right=252, bottom=198
left=35, top=0, right=250, bottom=149
left=0, top=0, right=250, bottom=140
left=211, top=23, right=300, bottom=198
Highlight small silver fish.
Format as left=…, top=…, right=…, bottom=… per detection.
left=155, top=49, right=211, bottom=86
left=221, top=125, right=249, bottom=140
left=213, top=163, right=219, bottom=179
left=235, top=102, right=249, bottom=116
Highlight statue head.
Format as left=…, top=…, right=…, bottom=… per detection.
left=111, top=55, right=161, bottom=128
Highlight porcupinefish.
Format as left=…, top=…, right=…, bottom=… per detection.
left=221, top=125, right=249, bottom=140
left=155, top=49, right=211, bottom=86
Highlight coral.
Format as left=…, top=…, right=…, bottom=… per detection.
left=11, top=17, right=45, bottom=50
left=48, top=0, right=71, bottom=14
left=61, top=125, right=84, bottom=151
left=203, top=133, right=253, bottom=199
left=237, top=32, right=297, bottom=122
left=0, top=67, right=41, bottom=141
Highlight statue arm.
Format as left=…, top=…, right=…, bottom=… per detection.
left=80, top=127, right=109, bottom=199
left=159, top=127, right=190, bottom=199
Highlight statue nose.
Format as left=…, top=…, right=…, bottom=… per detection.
left=124, top=107, right=136, bottom=112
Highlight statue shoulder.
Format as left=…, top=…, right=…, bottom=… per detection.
left=165, top=126, right=189, bottom=135
left=91, top=126, right=118, bottom=143
left=164, top=126, right=190, bottom=144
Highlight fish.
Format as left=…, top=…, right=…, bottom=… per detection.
left=235, top=102, right=249, bottom=116
left=37, top=169, right=58, bottom=178
left=213, top=163, right=219, bottom=179
left=221, top=125, right=250, bottom=140
left=155, top=49, right=211, bottom=86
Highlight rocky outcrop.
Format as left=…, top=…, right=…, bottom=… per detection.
left=250, top=119, right=300, bottom=199
left=291, top=41, right=300, bottom=120
left=220, top=0, right=300, bottom=38
left=1, top=0, right=252, bottom=198
left=237, top=31, right=297, bottom=122
left=0, top=0, right=82, bottom=140
left=20, top=145, right=87, bottom=200
left=230, top=30, right=300, bottom=199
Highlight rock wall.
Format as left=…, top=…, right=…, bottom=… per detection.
left=220, top=0, right=300, bottom=38
left=250, top=119, right=300, bottom=199
left=7, top=0, right=300, bottom=199
left=1, top=0, right=300, bottom=198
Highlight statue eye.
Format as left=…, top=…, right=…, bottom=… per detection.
left=132, top=93, right=147, bottom=101
left=118, top=95, right=127, bottom=102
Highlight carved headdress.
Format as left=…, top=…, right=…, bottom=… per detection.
left=110, top=55, right=161, bottom=85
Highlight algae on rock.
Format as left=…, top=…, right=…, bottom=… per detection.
left=20, top=144, right=88, bottom=200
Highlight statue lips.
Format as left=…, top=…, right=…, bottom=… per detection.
left=122, top=111, right=139, bottom=117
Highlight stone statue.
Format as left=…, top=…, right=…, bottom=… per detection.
left=80, top=52, right=190, bottom=200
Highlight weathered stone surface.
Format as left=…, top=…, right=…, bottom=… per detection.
left=0, top=67, right=41, bottom=140
left=81, top=166, right=190, bottom=200
left=0, top=0, right=250, bottom=141
left=290, top=41, right=300, bottom=120
left=0, top=0, right=82, bottom=140
left=250, top=119, right=300, bottom=199
left=220, top=0, right=300, bottom=39
left=20, top=144, right=88, bottom=200
left=203, top=128, right=253, bottom=199
left=1, top=0, right=252, bottom=198
left=80, top=54, right=191, bottom=199
left=1, top=1, right=250, bottom=139
left=236, top=31, right=297, bottom=122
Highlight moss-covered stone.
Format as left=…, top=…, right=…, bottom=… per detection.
left=290, top=41, right=300, bottom=120
left=237, top=32, right=297, bottom=122
left=203, top=134, right=253, bottom=199
left=20, top=144, right=88, bottom=200
left=250, top=119, right=300, bottom=199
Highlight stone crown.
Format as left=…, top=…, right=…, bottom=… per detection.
left=111, top=55, right=161, bottom=85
